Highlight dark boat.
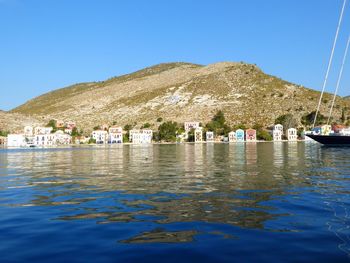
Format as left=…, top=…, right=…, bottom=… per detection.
left=306, top=134, right=350, bottom=145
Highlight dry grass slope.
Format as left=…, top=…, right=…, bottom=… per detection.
left=8, top=61, right=350, bottom=133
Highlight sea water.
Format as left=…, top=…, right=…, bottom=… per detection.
left=0, top=143, right=350, bottom=262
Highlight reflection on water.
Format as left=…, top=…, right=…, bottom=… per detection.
left=1, top=143, right=350, bottom=262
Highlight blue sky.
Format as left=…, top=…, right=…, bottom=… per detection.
left=1, top=0, right=350, bottom=110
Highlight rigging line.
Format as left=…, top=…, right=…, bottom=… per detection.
left=313, top=0, right=347, bottom=128
left=327, top=35, right=350, bottom=125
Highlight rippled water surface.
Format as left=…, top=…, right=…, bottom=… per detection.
left=1, top=143, right=350, bottom=262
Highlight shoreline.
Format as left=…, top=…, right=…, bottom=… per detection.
left=0, top=140, right=314, bottom=149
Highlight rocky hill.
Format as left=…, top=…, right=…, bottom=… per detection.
left=5, top=62, right=350, bottom=133
left=0, top=111, right=42, bottom=133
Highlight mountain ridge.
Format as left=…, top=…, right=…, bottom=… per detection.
left=4, top=61, right=350, bottom=133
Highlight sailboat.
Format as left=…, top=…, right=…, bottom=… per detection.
left=307, top=0, right=350, bottom=146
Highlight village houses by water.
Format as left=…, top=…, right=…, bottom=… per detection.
left=1, top=118, right=350, bottom=147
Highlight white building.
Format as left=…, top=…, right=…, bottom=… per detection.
left=228, top=131, right=236, bottom=142
left=287, top=128, right=297, bottom=141
left=34, top=126, right=53, bottom=135
left=273, top=124, right=283, bottom=141
left=273, top=130, right=282, bottom=141
left=194, top=127, right=203, bottom=142
left=206, top=131, right=214, bottom=142
left=92, top=130, right=108, bottom=144
left=24, top=126, right=33, bottom=136
left=64, top=128, right=73, bottom=135
left=55, top=130, right=72, bottom=145
left=274, top=124, right=283, bottom=133
left=129, top=130, right=139, bottom=142
left=35, top=134, right=56, bottom=146
left=131, top=129, right=153, bottom=144
left=109, top=126, right=123, bottom=144
left=184, top=122, right=200, bottom=132
left=7, top=134, right=27, bottom=147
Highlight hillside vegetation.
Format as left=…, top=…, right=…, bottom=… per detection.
left=6, top=62, right=350, bottom=133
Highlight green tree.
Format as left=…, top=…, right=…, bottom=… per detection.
left=156, top=117, right=163, bottom=122
left=71, top=127, right=80, bottom=136
left=257, top=130, right=272, bottom=141
left=124, top=124, right=132, bottom=131
left=187, top=128, right=195, bottom=142
left=205, top=110, right=231, bottom=136
left=252, top=123, right=272, bottom=141
left=123, top=134, right=129, bottom=143
left=301, top=111, right=326, bottom=127
left=88, top=138, right=96, bottom=144
left=158, top=121, right=178, bottom=142
left=123, top=124, right=133, bottom=142
left=141, top=123, right=151, bottom=129
left=0, top=130, right=9, bottom=137
left=93, top=126, right=100, bottom=130
left=275, top=114, right=297, bottom=130
left=46, top=119, right=57, bottom=132
left=212, top=110, right=225, bottom=126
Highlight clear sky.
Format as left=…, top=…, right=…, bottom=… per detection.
left=1, top=0, right=350, bottom=110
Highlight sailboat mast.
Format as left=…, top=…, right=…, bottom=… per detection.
left=327, top=35, right=350, bottom=125
left=313, top=0, right=347, bottom=128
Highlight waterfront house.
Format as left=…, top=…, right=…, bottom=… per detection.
left=109, top=126, right=123, bottom=144
left=273, top=124, right=283, bottom=141
left=129, top=130, right=139, bottom=142
left=274, top=124, right=283, bottom=133
left=92, top=130, right=108, bottom=144
left=184, top=122, right=200, bottom=132
left=35, top=134, right=56, bottom=146
left=64, top=128, right=73, bottom=135
left=7, top=134, right=27, bottom=147
left=245, top=129, right=257, bottom=142
left=55, top=130, right=72, bottom=145
left=287, top=128, right=297, bottom=141
left=321, top=125, right=332, bottom=135
left=34, top=126, right=53, bottom=135
left=66, top=121, right=76, bottom=130
left=131, top=129, right=153, bottom=144
left=56, top=120, right=65, bottom=128
left=206, top=131, right=214, bottom=142
left=236, top=129, right=245, bottom=142
left=194, top=127, right=203, bottom=142
left=332, top=124, right=346, bottom=133
left=228, top=131, right=236, bottom=142
left=273, top=130, right=283, bottom=141
left=24, top=126, right=33, bottom=136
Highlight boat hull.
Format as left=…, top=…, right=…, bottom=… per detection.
left=306, top=134, right=350, bottom=145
